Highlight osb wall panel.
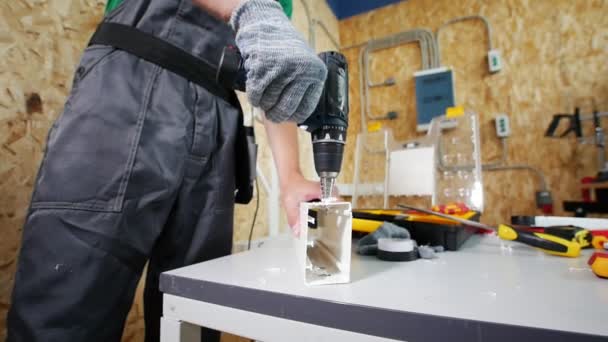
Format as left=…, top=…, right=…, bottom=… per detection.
left=339, top=0, right=608, bottom=222
left=0, top=0, right=339, bottom=341
left=0, top=0, right=110, bottom=340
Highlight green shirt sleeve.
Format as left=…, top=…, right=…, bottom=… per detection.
left=105, top=0, right=293, bottom=19
left=105, top=0, right=123, bottom=14
left=278, top=0, right=293, bottom=19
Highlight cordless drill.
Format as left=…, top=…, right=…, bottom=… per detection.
left=218, top=48, right=349, bottom=200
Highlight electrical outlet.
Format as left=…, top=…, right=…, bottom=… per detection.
left=495, top=114, right=511, bottom=137
left=488, top=49, right=502, bottom=73
left=535, top=191, right=554, bottom=214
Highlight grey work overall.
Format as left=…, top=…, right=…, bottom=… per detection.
left=7, top=1, right=245, bottom=341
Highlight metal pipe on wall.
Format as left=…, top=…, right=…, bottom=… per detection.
left=313, top=18, right=340, bottom=50
left=484, top=164, right=548, bottom=191
left=579, top=111, right=608, bottom=120
left=437, top=136, right=549, bottom=191
left=298, top=0, right=340, bottom=52
left=352, top=29, right=439, bottom=207
left=297, top=0, right=315, bottom=47
left=435, top=15, right=493, bottom=66
left=359, top=29, right=436, bottom=128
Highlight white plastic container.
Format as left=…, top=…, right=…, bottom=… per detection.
left=428, top=110, right=484, bottom=212
left=296, top=201, right=352, bottom=286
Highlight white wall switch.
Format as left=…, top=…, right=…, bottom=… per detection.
left=488, top=49, right=502, bottom=73
left=495, top=114, right=511, bottom=137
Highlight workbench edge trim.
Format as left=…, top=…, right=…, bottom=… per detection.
left=159, top=273, right=605, bottom=342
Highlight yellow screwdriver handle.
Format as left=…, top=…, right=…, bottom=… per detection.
left=497, top=225, right=581, bottom=258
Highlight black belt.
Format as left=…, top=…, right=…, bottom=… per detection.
left=89, top=22, right=232, bottom=102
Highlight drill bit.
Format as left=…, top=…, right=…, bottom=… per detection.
left=320, top=177, right=335, bottom=201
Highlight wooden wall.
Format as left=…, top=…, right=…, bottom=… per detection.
left=1, top=0, right=107, bottom=340
left=338, top=0, right=608, bottom=223
left=0, top=0, right=339, bottom=341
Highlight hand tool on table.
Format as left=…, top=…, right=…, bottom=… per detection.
left=514, top=225, right=593, bottom=248
left=511, top=216, right=608, bottom=249
left=352, top=209, right=479, bottom=233
left=593, top=235, right=608, bottom=250
left=588, top=252, right=608, bottom=278
left=219, top=48, right=349, bottom=201
left=397, top=204, right=582, bottom=258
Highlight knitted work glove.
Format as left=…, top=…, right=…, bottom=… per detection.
left=230, top=0, right=327, bottom=123
left=357, top=222, right=411, bottom=256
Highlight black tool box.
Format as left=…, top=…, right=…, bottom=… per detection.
left=352, top=211, right=481, bottom=251
left=404, top=219, right=479, bottom=251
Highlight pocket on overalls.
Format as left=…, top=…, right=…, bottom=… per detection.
left=31, top=46, right=147, bottom=213
left=189, top=86, right=220, bottom=160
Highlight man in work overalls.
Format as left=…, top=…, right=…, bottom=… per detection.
left=6, top=0, right=327, bottom=341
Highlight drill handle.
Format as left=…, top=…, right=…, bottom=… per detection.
left=299, top=51, right=349, bottom=133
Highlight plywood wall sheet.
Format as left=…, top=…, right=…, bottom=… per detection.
left=0, top=0, right=152, bottom=340
left=340, top=0, right=608, bottom=225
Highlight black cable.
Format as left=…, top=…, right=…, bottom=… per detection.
left=247, top=177, right=260, bottom=250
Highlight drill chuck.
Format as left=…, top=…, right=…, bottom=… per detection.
left=311, top=122, right=347, bottom=177
left=312, top=133, right=345, bottom=175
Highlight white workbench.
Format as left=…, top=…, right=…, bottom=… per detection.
left=159, top=234, right=608, bottom=342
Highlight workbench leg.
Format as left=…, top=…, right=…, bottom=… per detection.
left=160, top=316, right=201, bottom=342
